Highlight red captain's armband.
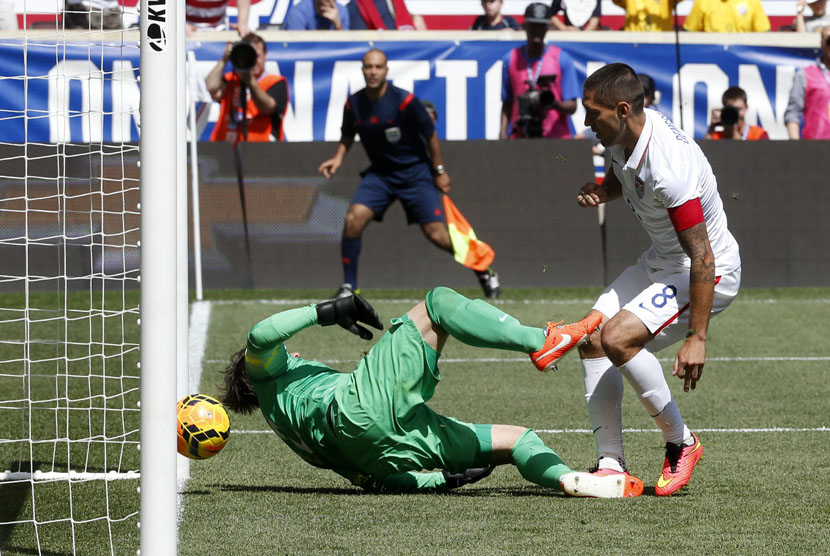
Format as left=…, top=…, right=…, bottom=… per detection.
left=667, top=198, right=704, bottom=232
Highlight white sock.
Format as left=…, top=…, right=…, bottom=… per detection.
left=619, top=348, right=688, bottom=445
left=582, top=356, right=625, bottom=466
left=596, top=456, right=625, bottom=472
left=653, top=401, right=692, bottom=446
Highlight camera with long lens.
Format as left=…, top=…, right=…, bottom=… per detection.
left=719, top=105, right=739, bottom=126
left=229, top=40, right=257, bottom=72
left=515, top=75, right=557, bottom=138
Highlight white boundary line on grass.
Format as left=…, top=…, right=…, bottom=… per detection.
left=0, top=471, right=141, bottom=481
left=204, top=355, right=830, bottom=365
left=176, top=300, right=213, bottom=519
left=187, top=301, right=212, bottom=395
left=208, top=297, right=830, bottom=306
left=8, top=423, right=828, bottom=481
left=535, top=427, right=830, bottom=434
left=231, top=426, right=830, bottom=435
left=7, top=426, right=825, bottom=482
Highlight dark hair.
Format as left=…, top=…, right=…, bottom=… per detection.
left=218, top=347, right=260, bottom=415
left=583, top=63, right=645, bottom=113
left=242, top=32, right=266, bottom=53
left=637, top=74, right=656, bottom=103
left=721, top=86, right=747, bottom=105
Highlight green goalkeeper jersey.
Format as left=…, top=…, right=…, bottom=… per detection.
left=245, top=304, right=348, bottom=470
left=245, top=305, right=449, bottom=492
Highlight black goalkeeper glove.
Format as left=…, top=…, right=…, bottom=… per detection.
left=441, top=465, right=495, bottom=490
left=315, top=293, right=384, bottom=340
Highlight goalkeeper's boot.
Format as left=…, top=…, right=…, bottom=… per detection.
left=529, top=313, right=603, bottom=372
left=655, top=433, right=703, bottom=496
left=477, top=269, right=501, bottom=299
left=335, top=283, right=359, bottom=299
left=560, top=471, right=644, bottom=498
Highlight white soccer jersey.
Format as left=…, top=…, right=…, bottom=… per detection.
left=607, top=108, right=741, bottom=275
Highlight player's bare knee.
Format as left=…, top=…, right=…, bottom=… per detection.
left=343, top=213, right=367, bottom=237
left=599, top=319, right=628, bottom=362
left=491, top=424, right=529, bottom=463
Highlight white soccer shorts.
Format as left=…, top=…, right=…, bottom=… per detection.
left=593, top=256, right=741, bottom=353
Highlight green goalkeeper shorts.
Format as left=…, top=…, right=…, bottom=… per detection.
left=329, top=313, right=491, bottom=477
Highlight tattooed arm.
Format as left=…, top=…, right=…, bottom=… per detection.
left=673, top=221, right=716, bottom=392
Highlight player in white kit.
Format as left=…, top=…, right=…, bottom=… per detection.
left=575, top=63, right=741, bottom=495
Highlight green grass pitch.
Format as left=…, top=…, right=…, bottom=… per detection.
left=2, top=287, right=829, bottom=555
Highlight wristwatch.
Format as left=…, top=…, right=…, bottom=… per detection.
left=434, top=164, right=446, bottom=175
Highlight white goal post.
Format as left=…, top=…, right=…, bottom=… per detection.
left=0, top=0, right=186, bottom=553
left=138, top=0, right=182, bottom=552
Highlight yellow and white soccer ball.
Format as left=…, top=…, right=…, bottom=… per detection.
left=176, top=394, right=230, bottom=460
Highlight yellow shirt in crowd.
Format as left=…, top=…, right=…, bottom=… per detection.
left=683, top=0, right=771, bottom=31
left=613, top=0, right=682, bottom=31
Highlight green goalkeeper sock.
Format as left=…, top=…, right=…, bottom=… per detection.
left=425, top=287, right=545, bottom=353
left=510, top=429, right=572, bottom=489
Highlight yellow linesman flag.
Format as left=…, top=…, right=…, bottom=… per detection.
left=442, top=195, right=495, bottom=272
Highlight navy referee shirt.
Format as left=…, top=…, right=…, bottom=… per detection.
left=341, top=84, right=435, bottom=173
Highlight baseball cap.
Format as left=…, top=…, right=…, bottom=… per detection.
left=524, top=2, right=551, bottom=24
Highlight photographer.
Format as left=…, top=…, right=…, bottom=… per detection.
left=705, top=86, right=769, bottom=141
left=499, top=3, right=579, bottom=139
left=206, top=34, right=289, bottom=143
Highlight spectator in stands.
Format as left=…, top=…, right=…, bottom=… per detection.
left=705, top=86, right=769, bottom=140
left=683, top=0, right=770, bottom=32
left=283, top=0, right=350, bottom=30
left=794, top=0, right=830, bottom=32
left=186, top=0, right=251, bottom=37
left=347, top=0, right=426, bottom=30
left=499, top=2, right=579, bottom=139
left=206, top=33, right=290, bottom=143
left=64, top=0, right=122, bottom=29
left=550, top=0, right=601, bottom=31
left=612, top=0, right=680, bottom=31
left=785, top=25, right=830, bottom=139
left=471, top=0, right=520, bottom=30
left=500, top=3, right=579, bottom=139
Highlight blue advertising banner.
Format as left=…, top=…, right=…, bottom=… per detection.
left=0, top=36, right=821, bottom=143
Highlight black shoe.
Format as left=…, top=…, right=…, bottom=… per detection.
left=477, top=269, right=500, bottom=299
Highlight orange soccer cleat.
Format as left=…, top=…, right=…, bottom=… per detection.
left=529, top=313, right=603, bottom=372
left=560, top=471, right=644, bottom=498
left=655, top=433, right=703, bottom=496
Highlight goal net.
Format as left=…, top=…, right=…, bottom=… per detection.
left=0, top=7, right=154, bottom=555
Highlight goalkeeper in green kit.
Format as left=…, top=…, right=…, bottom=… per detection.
left=219, top=287, right=644, bottom=497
